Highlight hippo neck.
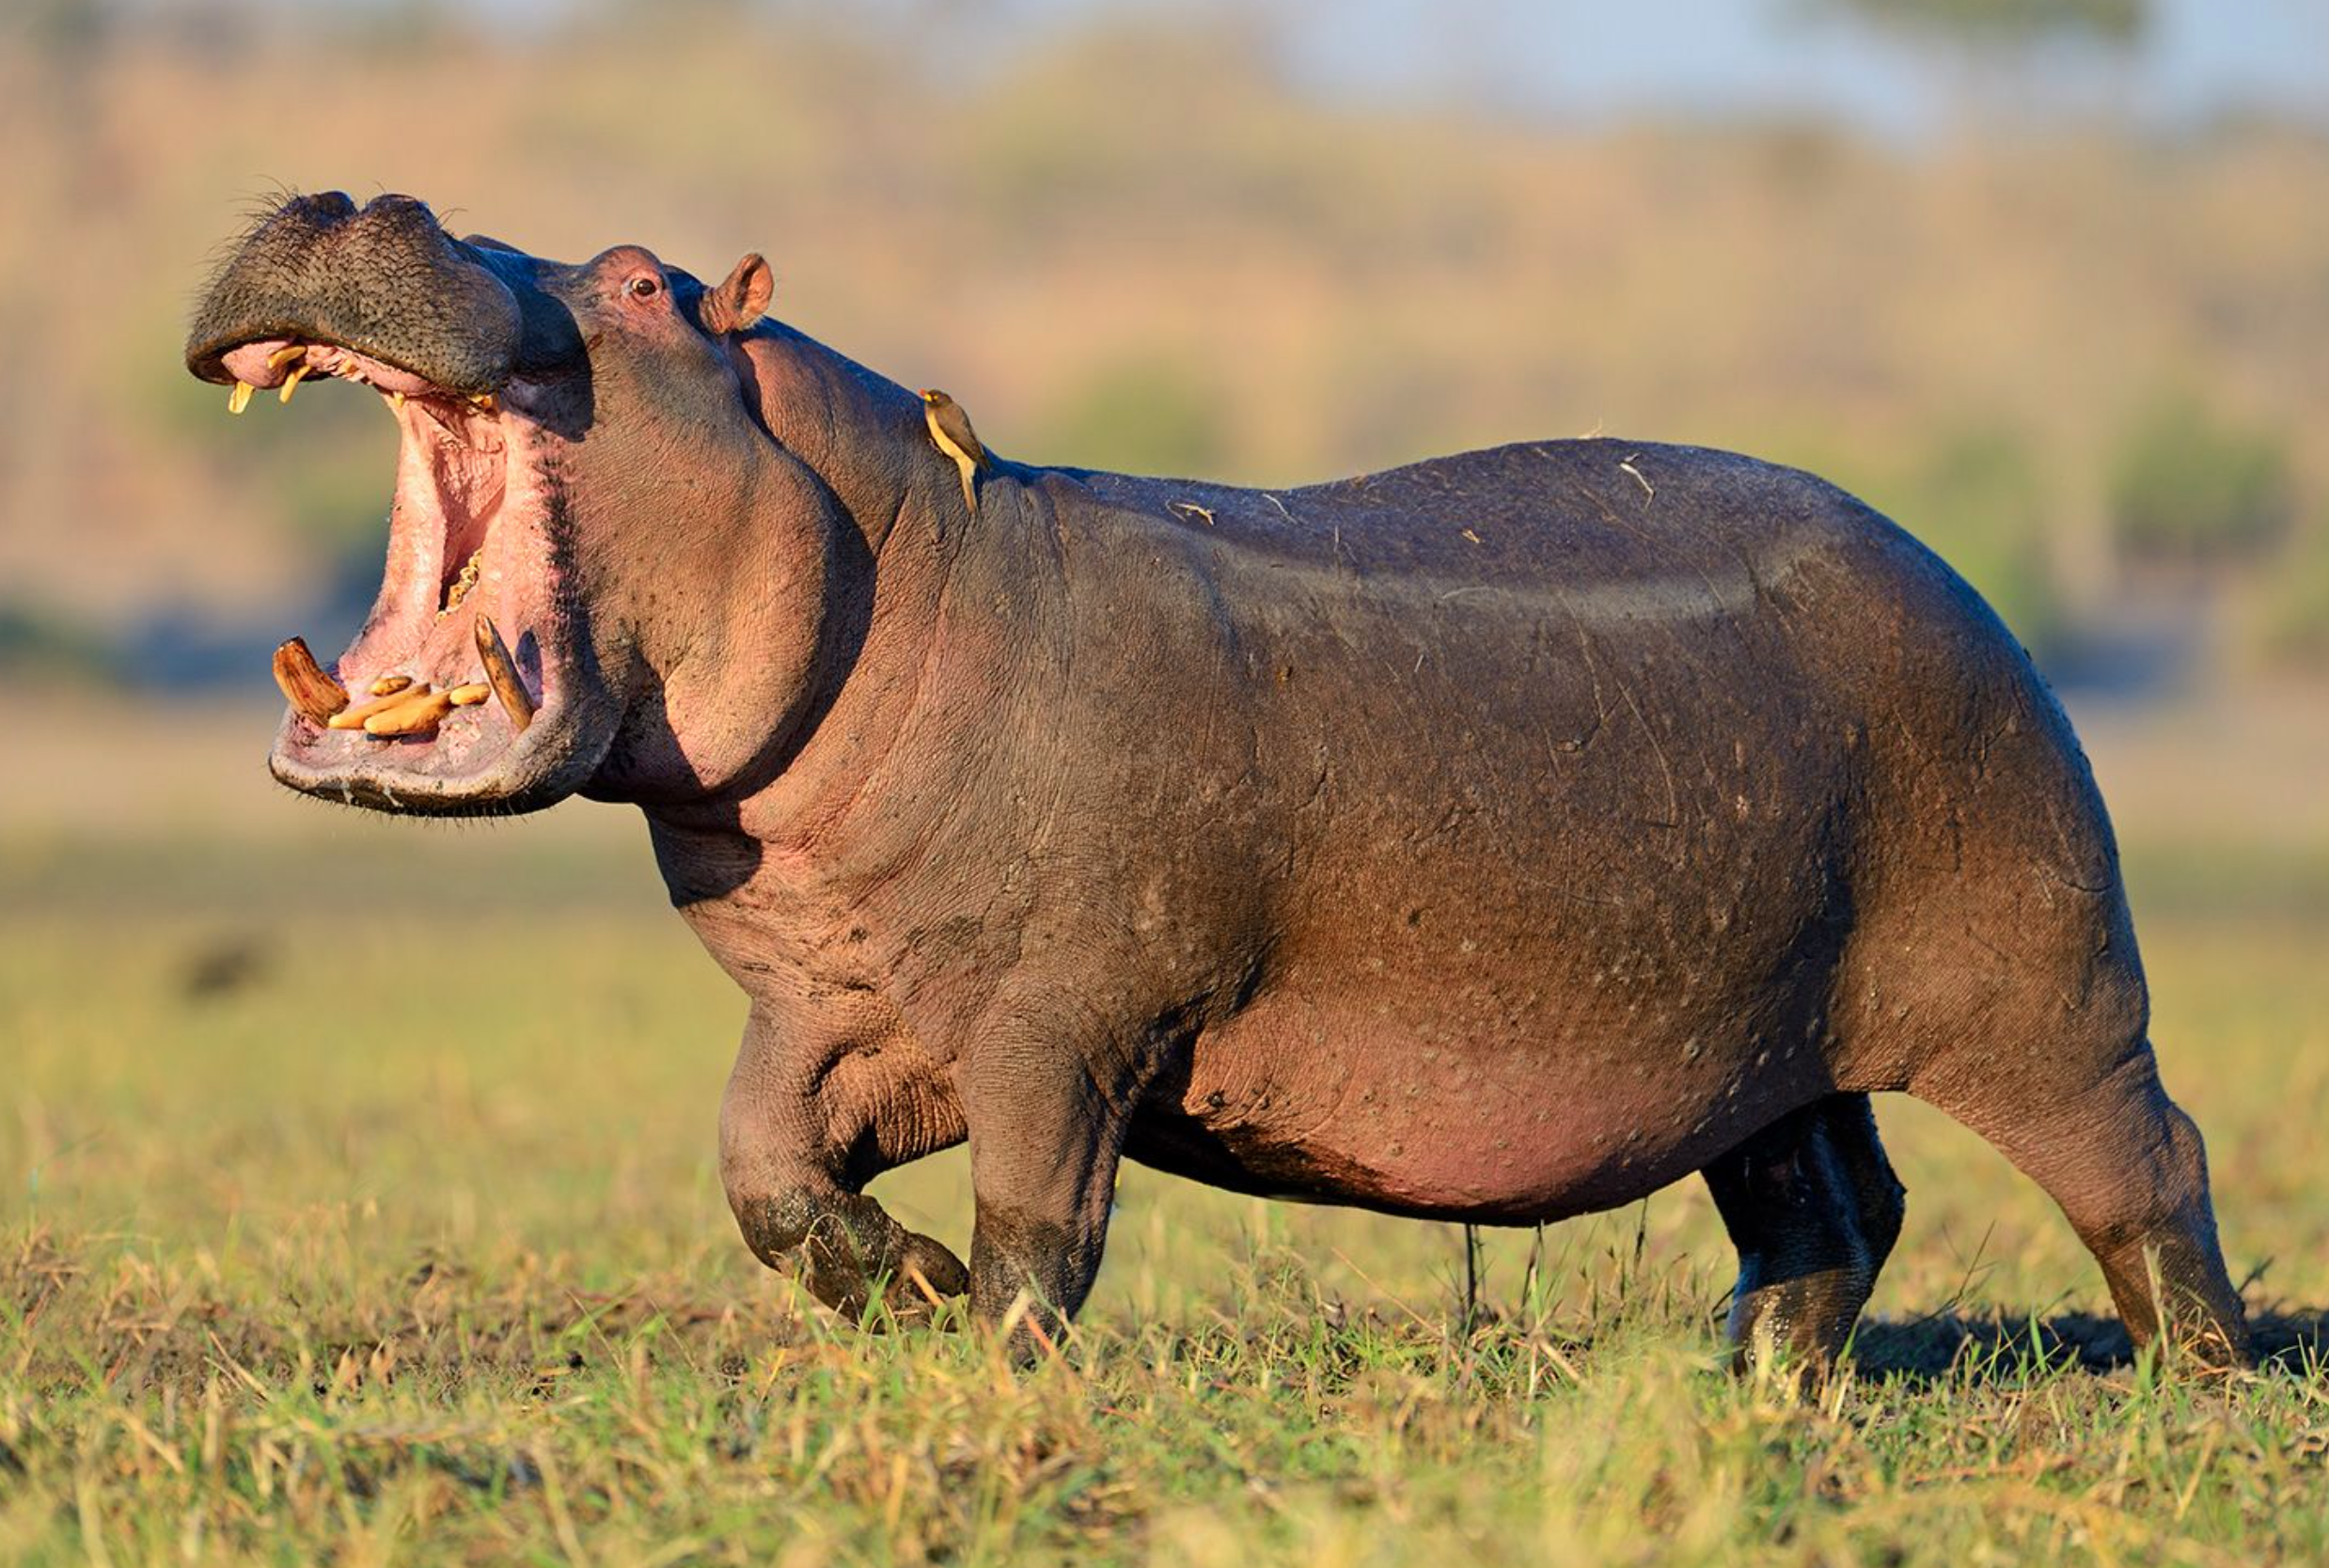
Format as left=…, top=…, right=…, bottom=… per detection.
left=638, top=329, right=1054, bottom=965
left=734, top=321, right=930, bottom=561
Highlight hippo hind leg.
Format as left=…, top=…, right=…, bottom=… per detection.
left=1702, top=1092, right=1905, bottom=1377
left=1919, top=1040, right=2248, bottom=1367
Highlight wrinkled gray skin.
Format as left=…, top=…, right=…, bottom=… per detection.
left=187, top=193, right=2248, bottom=1370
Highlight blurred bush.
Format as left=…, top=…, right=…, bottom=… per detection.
left=0, top=602, right=123, bottom=686
left=2255, top=523, right=2329, bottom=673
left=1778, top=425, right=2067, bottom=657
left=1032, top=353, right=1232, bottom=478
left=1900, top=426, right=2065, bottom=655
left=2107, top=390, right=2296, bottom=566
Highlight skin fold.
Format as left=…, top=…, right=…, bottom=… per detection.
left=186, top=193, right=2249, bottom=1370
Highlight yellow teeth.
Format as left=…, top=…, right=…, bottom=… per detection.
left=391, top=391, right=406, bottom=412
left=438, top=548, right=483, bottom=619
left=265, top=344, right=307, bottom=370
left=474, top=615, right=535, bottom=733
left=327, top=683, right=434, bottom=730
left=228, top=382, right=253, bottom=415
left=270, top=636, right=348, bottom=725
left=363, top=688, right=455, bottom=738
left=448, top=682, right=491, bottom=706
left=470, top=393, right=497, bottom=414
left=368, top=674, right=413, bottom=698
left=278, top=364, right=308, bottom=404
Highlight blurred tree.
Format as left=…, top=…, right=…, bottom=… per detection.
left=1808, top=0, right=2148, bottom=52
left=1805, top=0, right=2149, bottom=127
left=7, top=0, right=106, bottom=57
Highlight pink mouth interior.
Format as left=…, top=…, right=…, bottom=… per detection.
left=223, top=337, right=563, bottom=778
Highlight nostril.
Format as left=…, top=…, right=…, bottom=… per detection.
left=291, top=190, right=357, bottom=223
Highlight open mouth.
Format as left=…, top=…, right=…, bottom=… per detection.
left=215, top=337, right=588, bottom=814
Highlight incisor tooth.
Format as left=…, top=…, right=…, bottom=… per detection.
left=271, top=636, right=348, bottom=724
left=266, top=344, right=307, bottom=370
left=368, top=674, right=413, bottom=698
left=448, top=682, right=490, bottom=706
left=278, top=364, right=308, bottom=404
left=474, top=615, right=535, bottom=733
left=228, top=382, right=253, bottom=415
left=363, top=689, right=454, bottom=737
left=391, top=391, right=406, bottom=412
left=327, top=683, right=434, bottom=729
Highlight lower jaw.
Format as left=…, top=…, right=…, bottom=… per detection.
left=267, top=698, right=597, bottom=817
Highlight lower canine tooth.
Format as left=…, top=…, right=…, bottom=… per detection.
left=228, top=382, right=253, bottom=415
left=271, top=636, right=348, bottom=724
left=363, top=689, right=454, bottom=737
left=265, top=344, right=307, bottom=370
left=474, top=615, right=535, bottom=733
left=328, top=683, right=434, bottom=730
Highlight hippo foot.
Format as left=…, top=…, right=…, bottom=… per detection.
left=733, top=1189, right=969, bottom=1327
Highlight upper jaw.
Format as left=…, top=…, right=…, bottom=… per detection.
left=183, top=191, right=525, bottom=397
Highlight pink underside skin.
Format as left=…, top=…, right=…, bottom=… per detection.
left=234, top=337, right=570, bottom=785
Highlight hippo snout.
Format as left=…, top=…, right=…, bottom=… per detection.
left=184, top=191, right=525, bottom=396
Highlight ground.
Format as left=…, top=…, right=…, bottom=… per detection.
left=2, top=692, right=2326, bottom=1565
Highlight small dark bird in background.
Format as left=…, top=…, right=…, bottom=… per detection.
left=179, top=933, right=271, bottom=1001
left=919, top=388, right=988, bottom=516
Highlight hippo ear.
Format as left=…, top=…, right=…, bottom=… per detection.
left=703, top=253, right=773, bottom=336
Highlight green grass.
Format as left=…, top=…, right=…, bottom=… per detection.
left=4, top=836, right=2327, bottom=1565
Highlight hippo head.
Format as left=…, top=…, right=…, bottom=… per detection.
left=186, top=191, right=829, bottom=816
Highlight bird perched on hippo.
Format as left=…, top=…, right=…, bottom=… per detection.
left=184, top=191, right=2249, bottom=1372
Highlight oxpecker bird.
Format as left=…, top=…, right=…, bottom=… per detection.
left=920, top=388, right=988, bottom=517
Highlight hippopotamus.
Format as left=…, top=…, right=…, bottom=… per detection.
left=184, top=191, right=2247, bottom=1370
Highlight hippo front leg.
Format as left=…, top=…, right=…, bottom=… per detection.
left=959, top=1028, right=1135, bottom=1356
left=718, top=1003, right=969, bottom=1324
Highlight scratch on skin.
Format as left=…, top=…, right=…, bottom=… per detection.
left=1618, top=453, right=1655, bottom=503
left=1263, top=494, right=1294, bottom=523
left=1614, top=677, right=1681, bottom=829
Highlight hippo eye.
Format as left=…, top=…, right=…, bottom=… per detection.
left=626, top=274, right=661, bottom=301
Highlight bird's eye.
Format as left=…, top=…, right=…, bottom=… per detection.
left=626, top=274, right=661, bottom=300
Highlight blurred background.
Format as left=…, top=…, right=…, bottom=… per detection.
left=3, top=0, right=2325, bottom=1340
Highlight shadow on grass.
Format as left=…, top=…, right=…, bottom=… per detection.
left=1849, top=1305, right=2329, bottom=1382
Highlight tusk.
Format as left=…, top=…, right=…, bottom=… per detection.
left=363, top=688, right=455, bottom=737
left=327, top=682, right=434, bottom=730
left=448, top=682, right=491, bottom=706
left=271, top=636, right=348, bottom=724
left=474, top=615, right=535, bottom=733
left=368, top=674, right=413, bottom=698
left=228, top=381, right=253, bottom=415
left=265, top=344, right=307, bottom=370
left=277, top=364, right=308, bottom=404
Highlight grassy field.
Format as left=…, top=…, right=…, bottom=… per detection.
left=4, top=708, right=2327, bottom=1566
